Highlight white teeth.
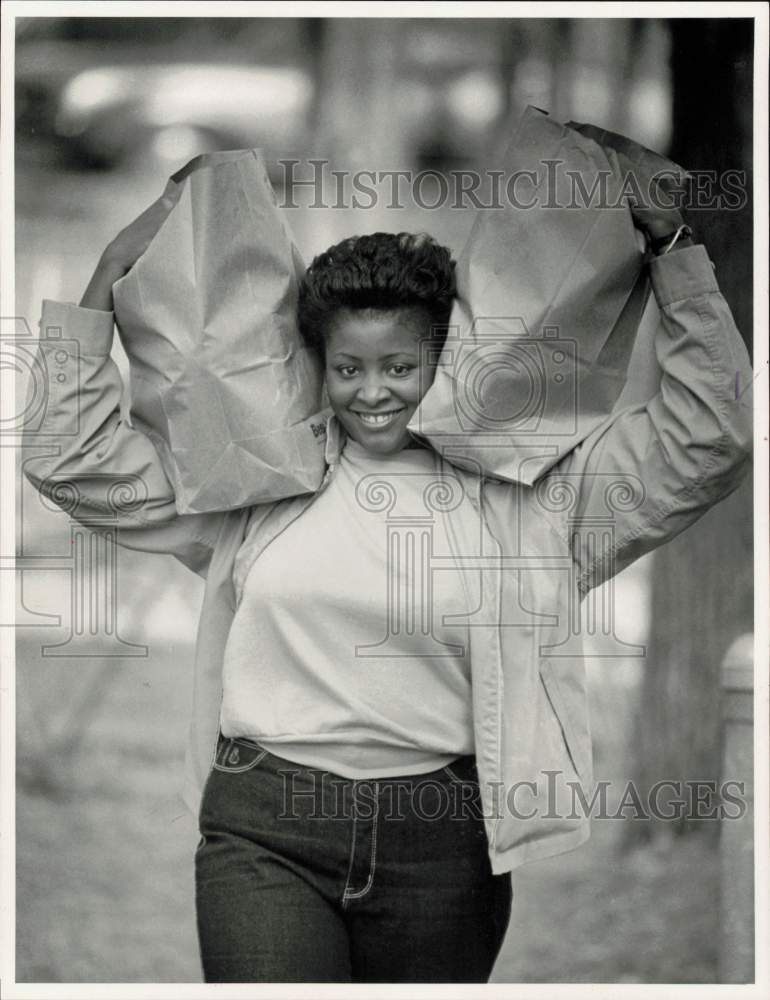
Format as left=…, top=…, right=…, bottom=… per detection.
left=355, top=410, right=403, bottom=425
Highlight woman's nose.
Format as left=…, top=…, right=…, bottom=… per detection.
left=356, top=377, right=391, bottom=406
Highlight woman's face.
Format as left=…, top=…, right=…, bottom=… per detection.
left=324, top=308, right=437, bottom=455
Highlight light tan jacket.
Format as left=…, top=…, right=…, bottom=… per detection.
left=24, top=244, right=752, bottom=873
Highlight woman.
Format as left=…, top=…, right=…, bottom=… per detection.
left=25, top=183, right=752, bottom=982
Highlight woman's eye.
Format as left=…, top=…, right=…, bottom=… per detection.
left=390, top=364, right=413, bottom=377
left=336, top=366, right=358, bottom=378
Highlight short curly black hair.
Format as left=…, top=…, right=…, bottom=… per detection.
left=297, top=232, right=457, bottom=358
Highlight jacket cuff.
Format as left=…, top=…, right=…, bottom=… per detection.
left=39, top=299, right=114, bottom=357
left=648, top=243, right=719, bottom=308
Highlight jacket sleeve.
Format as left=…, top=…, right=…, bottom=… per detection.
left=542, top=243, right=753, bottom=594
left=22, top=299, right=226, bottom=577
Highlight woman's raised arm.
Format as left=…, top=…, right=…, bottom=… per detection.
left=23, top=196, right=227, bottom=577
left=546, top=237, right=753, bottom=595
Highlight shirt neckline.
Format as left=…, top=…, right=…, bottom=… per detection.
left=342, top=435, right=436, bottom=465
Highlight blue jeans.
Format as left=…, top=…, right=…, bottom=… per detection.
left=195, top=734, right=513, bottom=982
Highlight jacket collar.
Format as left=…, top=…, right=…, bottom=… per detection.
left=321, top=410, right=437, bottom=469
left=320, top=410, right=481, bottom=507
left=323, top=410, right=346, bottom=466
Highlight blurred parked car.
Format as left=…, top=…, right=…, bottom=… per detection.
left=55, top=63, right=311, bottom=169
left=15, top=18, right=314, bottom=176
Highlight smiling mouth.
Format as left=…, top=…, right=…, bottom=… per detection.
left=351, top=408, right=406, bottom=427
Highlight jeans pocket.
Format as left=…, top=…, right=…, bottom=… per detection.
left=441, top=755, right=478, bottom=786
left=212, top=737, right=269, bottom=774
left=442, top=763, right=465, bottom=784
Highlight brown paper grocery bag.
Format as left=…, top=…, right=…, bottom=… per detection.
left=409, top=106, right=684, bottom=486
left=565, top=121, right=691, bottom=415
left=112, top=149, right=327, bottom=514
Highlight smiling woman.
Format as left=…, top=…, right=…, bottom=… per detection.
left=23, top=171, right=753, bottom=984
left=298, top=232, right=455, bottom=454
left=325, top=308, right=429, bottom=452
left=196, top=231, right=521, bottom=980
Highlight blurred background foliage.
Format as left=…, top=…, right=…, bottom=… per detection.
left=13, top=15, right=754, bottom=984
left=16, top=18, right=675, bottom=175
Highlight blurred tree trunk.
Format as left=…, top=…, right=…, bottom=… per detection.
left=312, top=18, right=407, bottom=171
left=625, top=20, right=753, bottom=844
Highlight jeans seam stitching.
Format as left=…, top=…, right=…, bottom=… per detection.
left=341, top=812, right=358, bottom=905
left=212, top=747, right=268, bottom=774
left=232, top=737, right=267, bottom=751
left=343, top=806, right=378, bottom=901
left=442, top=764, right=463, bottom=784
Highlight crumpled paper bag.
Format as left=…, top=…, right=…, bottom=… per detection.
left=112, top=149, right=327, bottom=515
left=408, top=106, right=687, bottom=486
left=565, top=119, right=691, bottom=413
left=565, top=119, right=690, bottom=193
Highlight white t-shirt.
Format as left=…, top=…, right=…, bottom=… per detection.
left=220, top=437, right=477, bottom=777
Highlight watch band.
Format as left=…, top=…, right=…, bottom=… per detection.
left=650, top=223, right=694, bottom=255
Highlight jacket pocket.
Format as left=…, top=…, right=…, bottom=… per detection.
left=538, top=661, right=593, bottom=783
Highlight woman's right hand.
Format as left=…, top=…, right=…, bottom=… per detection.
left=79, top=186, right=178, bottom=312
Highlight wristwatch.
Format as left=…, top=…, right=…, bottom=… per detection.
left=649, top=223, right=694, bottom=256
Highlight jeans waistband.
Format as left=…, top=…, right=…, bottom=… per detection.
left=214, top=734, right=478, bottom=785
